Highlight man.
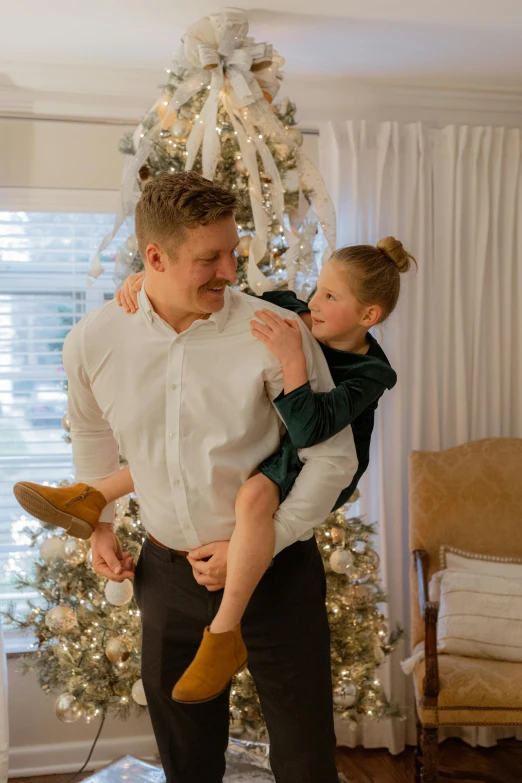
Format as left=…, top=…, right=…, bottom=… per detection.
left=63, top=172, right=357, bottom=782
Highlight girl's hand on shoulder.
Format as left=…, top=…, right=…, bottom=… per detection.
left=115, top=271, right=145, bottom=313
left=250, top=309, right=304, bottom=366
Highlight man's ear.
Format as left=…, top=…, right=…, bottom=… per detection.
left=145, top=243, right=167, bottom=272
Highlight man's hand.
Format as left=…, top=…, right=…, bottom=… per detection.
left=188, top=541, right=229, bottom=592
left=115, top=271, right=145, bottom=313
left=91, top=523, right=135, bottom=582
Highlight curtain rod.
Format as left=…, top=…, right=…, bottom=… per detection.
left=0, top=112, right=319, bottom=135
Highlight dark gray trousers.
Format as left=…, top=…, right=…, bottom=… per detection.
left=134, top=535, right=339, bottom=783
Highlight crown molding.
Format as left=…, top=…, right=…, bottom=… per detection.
left=2, top=63, right=522, bottom=128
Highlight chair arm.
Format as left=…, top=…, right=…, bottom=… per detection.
left=413, top=549, right=440, bottom=706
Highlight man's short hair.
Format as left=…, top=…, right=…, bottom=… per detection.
left=135, top=171, right=237, bottom=259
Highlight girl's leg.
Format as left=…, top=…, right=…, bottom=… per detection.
left=13, top=466, right=136, bottom=540
left=209, top=472, right=280, bottom=634
left=91, top=465, right=134, bottom=504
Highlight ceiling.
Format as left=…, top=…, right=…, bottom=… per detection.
left=2, top=1, right=522, bottom=93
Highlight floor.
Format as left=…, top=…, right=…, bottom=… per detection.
left=8, top=740, right=520, bottom=783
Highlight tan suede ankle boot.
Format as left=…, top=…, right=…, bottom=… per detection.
left=13, top=481, right=106, bottom=539
left=171, top=624, right=247, bottom=704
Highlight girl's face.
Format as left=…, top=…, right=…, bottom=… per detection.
left=308, top=259, right=368, bottom=344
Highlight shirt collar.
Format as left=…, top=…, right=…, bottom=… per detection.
left=138, top=281, right=231, bottom=334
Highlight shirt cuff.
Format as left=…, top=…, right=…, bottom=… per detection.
left=99, top=501, right=116, bottom=524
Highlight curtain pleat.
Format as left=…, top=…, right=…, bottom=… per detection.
left=320, top=119, right=522, bottom=752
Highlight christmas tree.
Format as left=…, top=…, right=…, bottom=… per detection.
left=5, top=9, right=403, bottom=743
left=6, top=490, right=403, bottom=737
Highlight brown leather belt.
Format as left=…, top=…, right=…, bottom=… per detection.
left=147, top=533, right=189, bottom=557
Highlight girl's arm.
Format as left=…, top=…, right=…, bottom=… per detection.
left=251, top=308, right=396, bottom=449
left=274, top=370, right=392, bottom=449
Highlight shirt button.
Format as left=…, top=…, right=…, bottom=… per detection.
left=170, top=383, right=177, bottom=390
left=174, top=479, right=181, bottom=486
left=169, top=432, right=175, bottom=439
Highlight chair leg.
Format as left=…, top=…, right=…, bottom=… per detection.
left=421, top=727, right=439, bottom=783
left=414, top=717, right=423, bottom=783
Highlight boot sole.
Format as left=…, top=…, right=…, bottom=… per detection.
left=171, top=660, right=248, bottom=705
left=13, top=483, right=94, bottom=540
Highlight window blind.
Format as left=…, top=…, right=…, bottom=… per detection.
left=0, top=210, right=122, bottom=628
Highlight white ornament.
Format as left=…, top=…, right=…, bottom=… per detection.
left=45, top=604, right=78, bottom=634
left=40, top=537, right=65, bottom=563
left=329, top=548, right=355, bottom=574
left=63, top=538, right=88, bottom=566
left=104, top=579, right=134, bottom=606
left=55, top=692, right=81, bottom=723
left=235, top=157, right=248, bottom=174
left=131, top=678, right=148, bottom=706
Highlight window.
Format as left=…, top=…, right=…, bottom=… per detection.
left=0, top=209, right=123, bottom=644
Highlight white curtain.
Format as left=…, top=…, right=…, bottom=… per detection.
left=0, top=624, right=8, bottom=782
left=320, top=120, right=522, bottom=753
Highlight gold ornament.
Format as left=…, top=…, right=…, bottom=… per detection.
left=45, top=604, right=77, bottom=634
left=105, top=636, right=132, bottom=664
left=61, top=413, right=71, bottom=432
left=55, top=692, right=81, bottom=723
left=63, top=538, right=88, bottom=566
left=235, top=157, right=248, bottom=175
left=348, top=488, right=360, bottom=504
left=237, top=235, right=253, bottom=257
left=171, top=118, right=192, bottom=140
left=157, top=93, right=171, bottom=121
left=330, top=526, right=346, bottom=546
left=274, top=143, right=290, bottom=159
left=286, top=127, right=304, bottom=147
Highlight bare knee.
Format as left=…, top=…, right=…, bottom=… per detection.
left=235, top=472, right=280, bottom=522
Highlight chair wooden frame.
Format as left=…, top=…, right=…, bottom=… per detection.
left=413, top=548, right=511, bottom=783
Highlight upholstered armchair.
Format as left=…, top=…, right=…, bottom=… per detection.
left=409, top=438, right=522, bottom=783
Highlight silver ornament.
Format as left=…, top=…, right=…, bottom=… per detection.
left=45, top=605, right=77, bottom=634
left=40, top=536, right=65, bottom=563
left=63, top=538, right=88, bottom=566
left=351, top=540, right=367, bottom=555
left=55, top=692, right=81, bottom=723
left=171, top=118, right=192, bottom=140
left=104, top=578, right=134, bottom=606
left=334, top=682, right=357, bottom=707
left=329, top=548, right=355, bottom=574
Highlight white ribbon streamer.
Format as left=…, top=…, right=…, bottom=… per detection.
left=89, top=10, right=337, bottom=295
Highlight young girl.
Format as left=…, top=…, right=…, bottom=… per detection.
left=13, top=237, right=415, bottom=704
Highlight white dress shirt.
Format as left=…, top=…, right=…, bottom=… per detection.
left=62, top=285, right=358, bottom=555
